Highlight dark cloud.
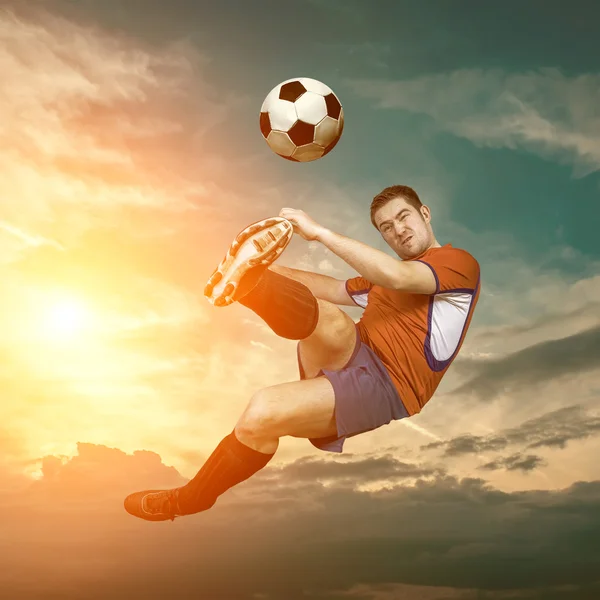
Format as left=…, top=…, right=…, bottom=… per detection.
left=478, top=453, right=546, bottom=473
left=425, top=434, right=509, bottom=457
left=2, top=443, right=600, bottom=599
left=318, top=580, right=600, bottom=600
left=521, top=406, right=600, bottom=450
left=421, top=406, right=600, bottom=468
left=424, top=405, right=600, bottom=460
left=469, top=300, right=600, bottom=341
left=258, top=453, right=445, bottom=488
left=451, top=325, right=600, bottom=400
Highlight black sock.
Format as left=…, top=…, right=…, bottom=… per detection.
left=238, top=269, right=319, bottom=340
left=176, top=431, right=274, bottom=515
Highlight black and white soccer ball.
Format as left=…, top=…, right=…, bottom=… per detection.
left=259, top=77, right=344, bottom=162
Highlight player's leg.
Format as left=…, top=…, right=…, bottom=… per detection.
left=123, top=336, right=406, bottom=522
left=238, top=271, right=358, bottom=376
left=203, top=217, right=357, bottom=371
left=295, top=298, right=356, bottom=378
left=123, top=376, right=335, bottom=522
left=234, top=376, right=336, bottom=452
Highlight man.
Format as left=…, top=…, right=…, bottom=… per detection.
left=124, top=184, right=481, bottom=521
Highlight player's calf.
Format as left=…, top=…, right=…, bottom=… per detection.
left=239, top=268, right=321, bottom=340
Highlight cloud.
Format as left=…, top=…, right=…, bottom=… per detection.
left=449, top=325, right=600, bottom=401
left=344, top=68, right=600, bottom=176
left=0, top=3, right=263, bottom=268
left=31, top=442, right=187, bottom=501
left=0, top=6, right=194, bottom=205
left=465, top=294, right=600, bottom=362
left=478, top=453, right=546, bottom=473
left=423, top=405, right=600, bottom=459
left=257, top=453, right=445, bottom=489
left=3, top=443, right=600, bottom=599
left=323, top=581, right=600, bottom=600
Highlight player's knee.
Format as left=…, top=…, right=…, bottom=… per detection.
left=235, top=391, right=278, bottom=440
left=315, top=300, right=353, bottom=336
left=301, top=302, right=354, bottom=358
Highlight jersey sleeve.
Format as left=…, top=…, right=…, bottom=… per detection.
left=345, top=276, right=374, bottom=308
left=415, top=248, right=480, bottom=294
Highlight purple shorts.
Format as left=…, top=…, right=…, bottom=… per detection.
left=297, top=324, right=409, bottom=453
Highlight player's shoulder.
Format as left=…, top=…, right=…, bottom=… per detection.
left=425, top=244, right=479, bottom=267
left=419, top=245, right=481, bottom=285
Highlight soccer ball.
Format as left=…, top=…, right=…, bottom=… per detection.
left=259, top=77, right=344, bottom=162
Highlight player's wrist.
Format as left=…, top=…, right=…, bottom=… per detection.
left=315, top=226, right=332, bottom=243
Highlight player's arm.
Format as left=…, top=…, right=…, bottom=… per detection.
left=391, top=261, right=438, bottom=295
left=316, top=228, right=438, bottom=295
left=268, top=265, right=356, bottom=306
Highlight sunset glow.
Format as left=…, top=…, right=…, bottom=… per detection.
left=42, top=294, right=90, bottom=342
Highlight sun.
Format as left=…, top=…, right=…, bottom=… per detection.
left=42, top=294, right=91, bottom=342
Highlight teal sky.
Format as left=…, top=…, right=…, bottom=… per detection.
left=1, top=2, right=599, bottom=599
left=61, top=0, right=600, bottom=264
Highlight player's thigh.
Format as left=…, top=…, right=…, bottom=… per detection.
left=299, top=299, right=357, bottom=376
left=236, top=376, right=337, bottom=440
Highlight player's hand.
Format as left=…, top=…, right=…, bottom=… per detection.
left=279, top=208, right=325, bottom=241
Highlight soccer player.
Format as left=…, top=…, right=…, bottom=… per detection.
left=124, top=185, right=481, bottom=521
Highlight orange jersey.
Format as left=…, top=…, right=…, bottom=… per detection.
left=345, top=244, right=481, bottom=415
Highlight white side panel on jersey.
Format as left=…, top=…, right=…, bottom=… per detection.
left=429, top=292, right=473, bottom=361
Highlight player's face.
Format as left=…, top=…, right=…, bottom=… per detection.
left=375, top=197, right=433, bottom=259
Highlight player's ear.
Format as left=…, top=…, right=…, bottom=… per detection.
left=420, top=205, right=431, bottom=223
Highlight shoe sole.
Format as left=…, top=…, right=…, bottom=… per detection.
left=204, top=217, right=293, bottom=307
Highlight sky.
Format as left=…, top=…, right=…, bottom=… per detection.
left=0, top=0, right=599, bottom=598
